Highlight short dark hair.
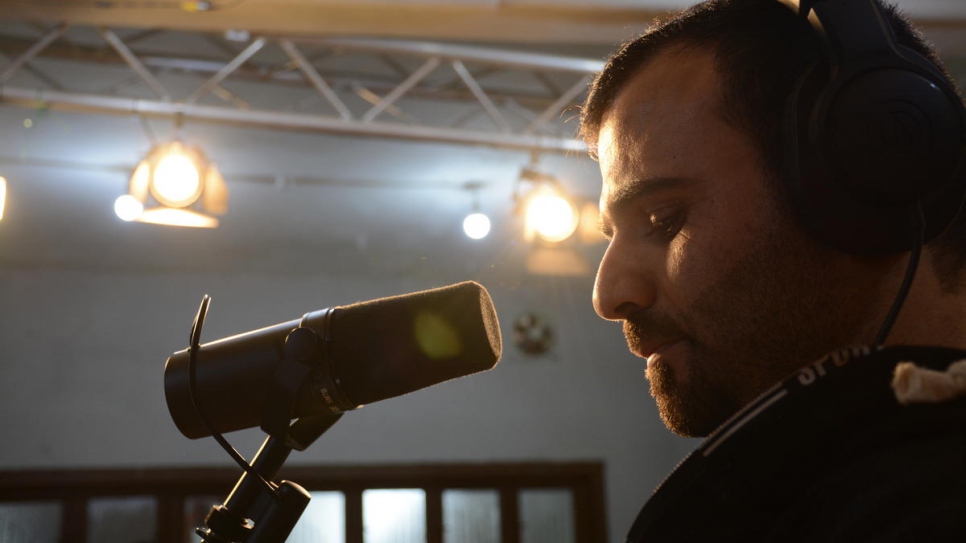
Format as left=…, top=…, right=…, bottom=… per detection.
left=580, top=0, right=966, bottom=288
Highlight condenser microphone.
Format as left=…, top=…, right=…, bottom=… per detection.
left=164, top=281, right=502, bottom=439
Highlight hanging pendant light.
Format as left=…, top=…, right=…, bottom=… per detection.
left=116, top=141, right=228, bottom=228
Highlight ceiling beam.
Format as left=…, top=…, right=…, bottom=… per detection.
left=0, top=1, right=963, bottom=46
left=0, top=3, right=668, bottom=45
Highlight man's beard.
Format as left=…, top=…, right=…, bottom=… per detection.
left=624, top=311, right=757, bottom=438
left=625, top=217, right=882, bottom=438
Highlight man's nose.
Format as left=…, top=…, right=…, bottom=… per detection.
left=593, top=238, right=657, bottom=321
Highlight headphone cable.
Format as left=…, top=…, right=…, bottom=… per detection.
left=873, top=202, right=926, bottom=346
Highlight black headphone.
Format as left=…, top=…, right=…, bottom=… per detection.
left=781, top=0, right=966, bottom=255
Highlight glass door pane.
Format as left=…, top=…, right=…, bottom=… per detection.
left=519, top=489, right=575, bottom=543
left=287, top=491, right=346, bottom=543
left=442, top=490, right=500, bottom=543
left=363, top=489, right=426, bottom=543
left=87, top=496, right=157, bottom=543
left=0, top=501, right=62, bottom=543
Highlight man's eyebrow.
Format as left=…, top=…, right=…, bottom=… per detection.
left=607, top=176, right=697, bottom=209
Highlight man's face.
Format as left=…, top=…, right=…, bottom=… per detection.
left=593, top=46, right=885, bottom=437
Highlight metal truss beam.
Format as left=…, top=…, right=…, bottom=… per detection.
left=0, top=22, right=69, bottom=84
left=0, top=24, right=599, bottom=153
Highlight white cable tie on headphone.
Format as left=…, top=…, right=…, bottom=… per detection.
left=891, top=360, right=966, bottom=405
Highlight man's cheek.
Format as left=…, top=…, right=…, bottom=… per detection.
left=666, top=230, right=718, bottom=290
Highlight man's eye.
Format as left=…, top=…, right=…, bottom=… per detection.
left=646, top=210, right=684, bottom=240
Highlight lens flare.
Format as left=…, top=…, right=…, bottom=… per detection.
left=414, top=310, right=463, bottom=359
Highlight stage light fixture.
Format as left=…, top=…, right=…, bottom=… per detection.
left=515, top=163, right=581, bottom=244
left=0, top=176, right=6, bottom=221
left=523, top=183, right=578, bottom=243
left=117, top=141, right=228, bottom=228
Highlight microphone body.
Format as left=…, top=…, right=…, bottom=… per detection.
left=164, top=281, right=502, bottom=439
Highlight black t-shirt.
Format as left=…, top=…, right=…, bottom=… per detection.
left=627, top=346, right=966, bottom=542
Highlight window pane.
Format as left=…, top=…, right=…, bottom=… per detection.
left=442, top=490, right=500, bottom=543
left=363, top=489, right=426, bottom=543
left=287, top=491, right=345, bottom=543
left=519, top=489, right=575, bottom=543
left=87, top=496, right=157, bottom=543
left=0, top=501, right=62, bottom=543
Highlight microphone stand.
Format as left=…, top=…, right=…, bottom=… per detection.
left=190, top=303, right=343, bottom=543
left=196, top=420, right=339, bottom=543
left=198, top=436, right=310, bottom=543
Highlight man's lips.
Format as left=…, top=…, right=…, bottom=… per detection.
left=628, top=337, right=683, bottom=360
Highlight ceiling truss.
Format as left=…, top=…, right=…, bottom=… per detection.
left=0, top=22, right=601, bottom=152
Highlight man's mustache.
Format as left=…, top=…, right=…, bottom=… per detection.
left=623, top=310, right=687, bottom=351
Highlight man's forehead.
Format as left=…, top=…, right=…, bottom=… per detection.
left=596, top=46, right=723, bottom=190
left=601, top=46, right=720, bottom=139
left=596, top=121, right=633, bottom=202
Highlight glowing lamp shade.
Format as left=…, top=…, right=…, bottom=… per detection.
left=138, top=207, right=219, bottom=228
left=123, top=141, right=227, bottom=228
left=0, top=176, right=6, bottom=221
left=525, top=187, right=578, bottom=243
left=463, top=212, right=491, bottom=240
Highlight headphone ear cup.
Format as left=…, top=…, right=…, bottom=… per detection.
left=826, top=66, right=962, bottom=203
left=785, top=51, right=966, bottom=255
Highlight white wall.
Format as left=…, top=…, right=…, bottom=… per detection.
left=0, top=265, right=697, bottom=543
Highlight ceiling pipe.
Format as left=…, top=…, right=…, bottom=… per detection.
left=306, top=37, right=606, bottom=74
left=0, top=86, right=587, bottom=153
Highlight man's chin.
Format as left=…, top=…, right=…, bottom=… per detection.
left=648, top=365, right=741, bottom=438
left=652, top=396, right=721, bottom=437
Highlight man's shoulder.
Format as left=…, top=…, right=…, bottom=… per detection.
left=627, top=346, right=966, bottom=543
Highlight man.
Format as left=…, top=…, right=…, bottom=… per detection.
left=581, top=0, right=966, bottom=540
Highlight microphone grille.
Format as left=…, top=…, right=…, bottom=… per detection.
left=329, top=281, right=502, bottom=406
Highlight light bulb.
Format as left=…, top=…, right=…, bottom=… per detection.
left=525, top=189, right=578, bottom=243
left=114, top=195, right=144, bottom=221
left=152, top=151, right=201, bottom=207
left=463, top=212, right=491, bottom=240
